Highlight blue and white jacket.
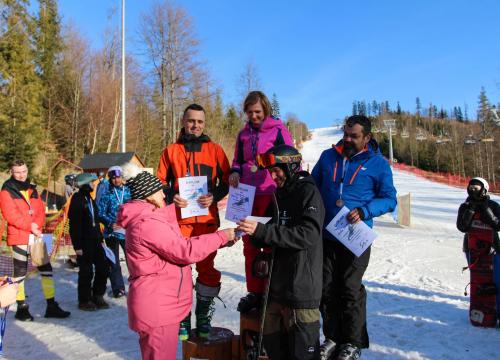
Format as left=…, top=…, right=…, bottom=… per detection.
left=98, top=184, right=131, bottom=240
left=311, top=139, right=397, bottom=242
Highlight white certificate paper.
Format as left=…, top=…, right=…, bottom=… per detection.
left=178, top=176, right=209, bottom=219
left=326, top=206, right=377, bottom=257
left=225, top=183, right=256, bottom=223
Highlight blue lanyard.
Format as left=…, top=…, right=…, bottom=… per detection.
left=113, top=187, right=125, bottom=204
left=0, top=305, right=8, bottom=355
left=86, top=197, right=95, bottom=226
left=249, top=127, right=259, bottom=162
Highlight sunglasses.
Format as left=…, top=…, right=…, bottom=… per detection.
left=255, top=153, right=302, bottom=170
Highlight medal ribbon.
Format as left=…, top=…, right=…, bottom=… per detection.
left=336, top=158, right=363, bottom=201
left=86, top=197, right=96, bottom=227
left=113, top=187, right=125, bottom=204
left=249, top=127, right=259, bottom=167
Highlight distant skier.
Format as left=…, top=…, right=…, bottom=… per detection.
left=456, top=177, right=500, bottom=327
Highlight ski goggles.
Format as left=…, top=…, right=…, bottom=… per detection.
left=108, top=169, right=122, bottom=178
left=468, top=184, right=482, bottom=192
left=255, top=153, right=302, bottom=170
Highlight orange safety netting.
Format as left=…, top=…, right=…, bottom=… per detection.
left=393, top=163, right=500, bottom=194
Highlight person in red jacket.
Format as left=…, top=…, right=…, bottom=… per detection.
left=0, top=160, right=70, bottom=321
left=157, top=103, right=231, bottom=339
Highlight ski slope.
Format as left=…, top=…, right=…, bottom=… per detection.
left=4, top=127, right=500, bottom=359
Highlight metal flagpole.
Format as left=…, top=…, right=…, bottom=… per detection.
left=121, top=0, right=126, bottom=152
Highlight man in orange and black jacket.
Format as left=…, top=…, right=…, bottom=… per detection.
left=157, top=103, right=230, bottom=339
left=0, top=159, right=70, bottom=321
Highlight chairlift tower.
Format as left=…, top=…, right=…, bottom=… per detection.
left=383, top=119, right=396, bottom=166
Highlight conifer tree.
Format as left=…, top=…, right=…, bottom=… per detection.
left=271, top=92, right=281, bottom=119
left=35, top=0, right=62, bottom=134
left=0, top=0, right=43, bottom=169
left=477, top=87, right=494, bottom=131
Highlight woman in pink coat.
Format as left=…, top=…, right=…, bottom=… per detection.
left=116, top=164, right=236, bottom=360
left=229, top=91, right=294, bottom=313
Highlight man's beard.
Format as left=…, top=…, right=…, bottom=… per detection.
left=342, top=143, right=356, bottom=158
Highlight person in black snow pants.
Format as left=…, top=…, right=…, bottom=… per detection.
left=237, top=144, right=325, bottom=360
left=68, top=173, right=110, bottom=311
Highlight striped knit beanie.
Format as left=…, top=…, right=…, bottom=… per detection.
left=122, top=163, right=163, bottom=200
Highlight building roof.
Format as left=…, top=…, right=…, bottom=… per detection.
left=79, top=152, right=144, bottom=170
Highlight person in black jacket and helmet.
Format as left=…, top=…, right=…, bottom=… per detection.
left=457, top=177, right=500, bottom=257
left=237, top=144, right=325, bottom=360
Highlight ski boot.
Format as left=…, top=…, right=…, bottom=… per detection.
left=336, top=343, right=361, bottom=360
left=195, top=294, right=215, bottom=338
left=179, top=312, right=191, bottom=341
left=319, top=338, right=336, bottom=360
left=237, top=292, right=262, bottom=313
left=45, top=299, right=71, bottom=318
left=15, top=301, right=34, bottom=321
left=194, top=281, right=220, bottom=338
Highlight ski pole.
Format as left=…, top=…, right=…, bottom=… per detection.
left=256, top=247, right=275, bottom=359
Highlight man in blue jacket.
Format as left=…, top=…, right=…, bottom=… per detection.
left=98, top=166, right=131, bottom=298
left=312, top=115, right=397, bottom=360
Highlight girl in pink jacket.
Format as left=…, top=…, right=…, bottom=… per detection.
left=117, top=164, right=236, bottom=360
left=229, top=91, right=294, bottom=313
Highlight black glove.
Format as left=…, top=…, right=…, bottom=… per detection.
left=473, top=195, right=490, bottom=214
left=481, top=207, right=499, bottom=228
left=249, top=235, right=267, bottom=249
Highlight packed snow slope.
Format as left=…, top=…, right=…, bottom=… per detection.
left=4, top=126, right=500, bottom=359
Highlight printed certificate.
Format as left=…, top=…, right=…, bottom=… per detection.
left=178, top=176, right=209, bottom=219
left=326, top=206, right=377, bottom=257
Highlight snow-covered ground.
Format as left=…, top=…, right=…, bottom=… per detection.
left=4, top=127, right=500, bottom=359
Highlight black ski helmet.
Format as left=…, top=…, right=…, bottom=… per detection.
left=467, top=177, right=489, bottom=199
left=257, top=144, right=302, bottom=178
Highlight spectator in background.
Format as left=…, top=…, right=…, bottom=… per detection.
left=98, top=165, right=131, bottom=298
left=0, top=160, right=70, bottom=321
left=94, top=170, right=108, bottom=204
left=68, top=173, right=110, bottom=311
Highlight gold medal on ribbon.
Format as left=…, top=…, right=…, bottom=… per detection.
left=251, top=165, right=258, bottom=173
left=336, top=199, right=344, bottom=207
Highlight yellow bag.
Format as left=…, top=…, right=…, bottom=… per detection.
left=30, top=238, right=50, bottom=267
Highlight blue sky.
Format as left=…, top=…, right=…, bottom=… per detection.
left=57, top=0, right=500, bottom=128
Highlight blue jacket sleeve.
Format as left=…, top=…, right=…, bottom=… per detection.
left=359, top=159, right=397, bottom=220
left=311, top=151, right=325, bottom=186
left=97, top=192, right=113, bottom=226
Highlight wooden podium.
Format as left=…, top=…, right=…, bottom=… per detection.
left=239, top=309, right=269, bottom=360
left=182, top=327, right=236, bottom=360
left=181, top=311, right=269, bottom=360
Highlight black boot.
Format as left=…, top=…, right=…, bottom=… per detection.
left=15, top=301, right=34, bottom=322
left=45, top=299, right=71, bottom=318
left=92, top=295, right=110, bottom=309
left=237, top=292, right=262, bottom=313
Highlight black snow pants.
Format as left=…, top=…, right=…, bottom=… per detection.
left=262, top=301, right=320, bottom=359
left=76, top=241, right=109, bottom=303
left=321, top=239, right=370, bottom=349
